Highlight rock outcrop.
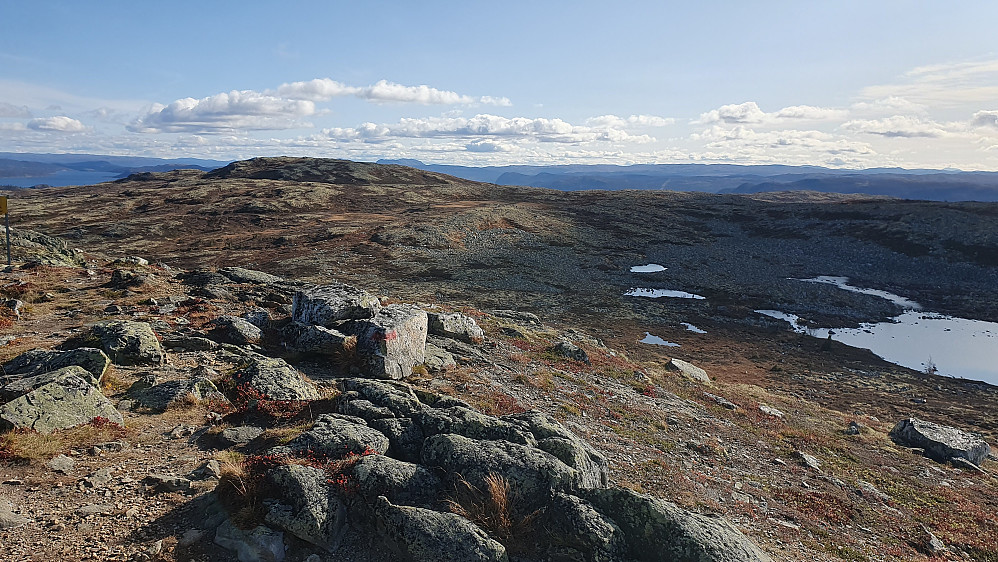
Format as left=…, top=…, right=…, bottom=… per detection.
left=889, top=417, right=991, bottom=466
left=90, top=321, right=163, bottom=365
left=0, top=366, right=121, bottom=433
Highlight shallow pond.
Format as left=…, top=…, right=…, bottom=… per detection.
left=639, top=332, right=680, bottom=347
left=630, top=264, right=667, bottom=273
left=626, top=288, right=706, bottom=300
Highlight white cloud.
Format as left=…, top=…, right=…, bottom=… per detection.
left=323, top=113, right=656, bottom=144
left=465, top=139, right=518, bottom=152
left=0, top=122, right=26, bottom=132
left=861, top=59, right=998, bottom=107
left=585, top=114, right=674, bottom=128
left=971, top=110, right=998, bottom=129
left=128, top=90, right=316, bottom=133
left=0, top=102, right=31, bottom=118
left=695, top=101, right=847, bottom=125
left=27, top=116, right=86, bottom=132
left=274, top=78, right=510, bottom=106
left=841, top=116, right=953, bottom=138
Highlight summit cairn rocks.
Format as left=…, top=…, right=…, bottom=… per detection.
left=292, top=283, right=381, bottom=325
left=352, top=305, right=428, bottom=380
left=889, top=417, right=991, bottom=466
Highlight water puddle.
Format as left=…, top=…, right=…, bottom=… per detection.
left=800, top=276, right=922, bottom=309
left=640, top=332, right=680, bottom=347
left=631, top=264, right=667, bottom=273
left=681, top=322, right=707, bottom=334
left=626, top=288, right=706, bottom=300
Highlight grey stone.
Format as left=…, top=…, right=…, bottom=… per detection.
left=666, top=358, right=710, bottom=383
left=368, top=417, right=425, bottom=463
left=274, top=414, right=389, bottom=458
left=584, top=486, right=772, bottom=562
left=423, top=342, right=456, bottom=372
left=242, top=308, right=272, bottom=329
left=191, top=459, right=222, bottom=480
left=47, top=454, right=76, bottom=474
left=2, top=347, right=111, bottom=382
left=338, top=378, right=424, bottom=417
left=552, top=340, right=589, bottom=363
left=353, top=454, right=442, bottom=507
left=417, top=406, right=532, bottom=445
left=83, top=467, right=113, bottom=488
left=339, top=399, right=395, bottom=421
left=9, top=228, right=85, bottom=267
left=219, top=266, right=284, bottom=285
left=374, top=496, right=508, bottom=562
left=1, top=366, right=99, bottom=402
left=351, top=304, right=428, bottom=380
left=796, top=451, right=822, bottom=471
left=544, top=493, right=626, bottom=562
left=91, top=440, right=128, bottom=455
left=703, top=392, right=737, bottom=410
left=216, top=315, right=264, bottom=345
left=215, top=518, right=286, bottom=562
left=855, top=480, right=889, bottom=502
left=292, top=283, right=380, bottom=325
left=161, top=335, right=217, bottom=351
left=265, top=464, right=347, bottom=551
left=426, top=312, right=484, bottom=344
left=146, top=473, right=193, bottom=493
left=131, top=377, right=223, bottom=411
left=758, top=405, right=784, bottom=419
left=91, top=321, right=163, bottom=365
left=221, top=426, right=265, bottom=446
left=285, top=323, right=355, bottom=355
left=504, top=410, right=609, bottom=489
left=421, top=434, right=583, bottom=498
left=0, top=372, right=122, bottom=433
left=889, top=417, right=991, bottom=466
left=233, top=354, right=319, bottom=401
left=0, top=500, right=29, bottom=530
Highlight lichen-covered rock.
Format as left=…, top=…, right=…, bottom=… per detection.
left=1, top=366, right=99, bottom=402
left=292, top=283, right=380, bottom=325
left=338, top=378, right=424, bottom=417
left=219, top=266, right=284, bottom=285
left=2, top=347, right=111, bottom=382
left=667, top=358, right=710, bottom=383
left=0, top=371, right=122, bottom=433
left=131, top=377, right=223, bottom=411
left=426, top=312, right=484, bottom=344
left=505, top=410, right=609, bottom=489
left=339, top=399, right=395, bottom=421
left=369, top=417, right=425, bottom=463
left=233, top=355, right=319, bottom=401
left=423, top=342, right=456, bottom=372
left=10, top=228, right=85, bottom=267
left=214, top=316, right=263, bottom=345
left=265, top=464, right=347, bottom=551
left=583, top=486, right=772, bottom=562
left=91, top=321, right=163, bottom=365
left=421, top=434, right=582, bottom=498
left=889, top=417, right=991, bottom=466
left=544, top=493, right=627, bottom=562
left=353, top=454, right=442, bottom=507
left=552, top=340, right=589, bottom=363
left=284, top=322, right=356, bottom=355
left=214, top=519, right=286, bottom=562
left=373, top=496, right=508, bottom=562
left=418, top=406, right=533, bottom=445
left=352, top=305, right=428, bottom=380
left=273, top=414, right=389, bottom=458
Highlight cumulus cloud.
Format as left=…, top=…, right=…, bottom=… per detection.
left=274, top=78, right=510, bottom=106
left=841, top=116, right=953, bottom=138
left=128, top=90, right=316, bottom=133
left=0, top=122, right=26, bottom=132
left=0, top=102, right=31, bottom=118
left=585, top=114, right=674, bottom=128
left=465, top=139, right=518, bottom=152
left=971, top=110, right=998, bottom=128
left=695, top=102, right=847, bottom=125
left=27, top=116, right=86, bottom=132
left=322, top=114, right=656, bottom=144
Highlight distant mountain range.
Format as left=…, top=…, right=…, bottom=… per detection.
left=379, top=158, right=998, bottom=202
left=0, top=153, right=231, bottom=187
left=4, top=152, right=998, bottom=201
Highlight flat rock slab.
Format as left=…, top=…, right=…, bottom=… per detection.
left=667, top=358, right=710, bottom=383
left=890, top=417, right=991, bottom=466
left=219, top=266, right=285, bottom=285
left=426, top=312, right=484, bottom=344
left=220, top=426, right=265, bottom=446
left=0, top=372, right=122, bottom=433
left=1, top=365, right=98, bottom=403
left=374, top=497, right=508, bottom=562
left=131, top=378, right=222, bottom=411
left=2, top=347, right=111, bottom=382
left=273, top=414, right=389, bottom=458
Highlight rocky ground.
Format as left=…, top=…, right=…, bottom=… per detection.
left=0, top=158, right=996, bottom=561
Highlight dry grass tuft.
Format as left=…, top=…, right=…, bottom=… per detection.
left=445, top=473, right=541, bottom=549
left=0, top=417, right=129, bottom=462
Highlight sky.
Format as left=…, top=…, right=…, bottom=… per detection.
left=3, top=1, right=998, bottom=169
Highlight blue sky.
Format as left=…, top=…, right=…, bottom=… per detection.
left=3, top=1, right=998, bottom=169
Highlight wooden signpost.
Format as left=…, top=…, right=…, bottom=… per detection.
left=1, top=196, right=9, bottom=265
